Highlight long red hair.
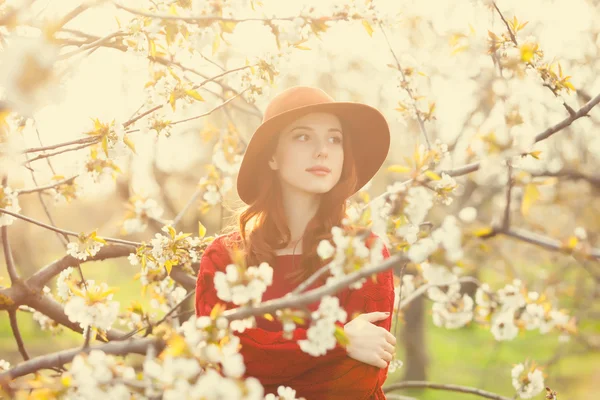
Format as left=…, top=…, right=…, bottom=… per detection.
left=223, top=118, right=358, bottom=285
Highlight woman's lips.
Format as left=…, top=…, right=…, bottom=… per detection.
left=307, top=169, right=330, bottom=176
left=306, top=166, right=331, bottom=176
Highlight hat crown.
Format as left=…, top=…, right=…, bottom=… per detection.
left=263, top=86, right=334, bottom=123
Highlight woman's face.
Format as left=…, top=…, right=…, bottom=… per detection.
left=269, top=112, right=345, bottom=196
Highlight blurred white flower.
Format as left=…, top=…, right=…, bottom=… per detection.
left=66, top=350, right=135, bottom=399
left=458, top=207, right=477, bottom=223
left=511, top=363, right=544, bottom=399
left=432, top=294, right=474, bottom=329
left=265, top=385, right=302, bottom=400
left=574, top=226, right=587, bottom=240
left=214, top=262, right=273, bottom=306
left=407, top=237, right=438, bottom=263
left=0, top=35, right=60, bottom=116
left=520, top=303, right=545, bottom=330
left=0, top=186, right=20, bottom=227
left=0, top=359, right=10, bottom=372
left=404, top=186, right=434, bottom=225
left=122, top=197, right=164, bottom=234
left=57, top=267, right=76, bottom=301
left=396, top=223, right=419, bottom=244
left=317, top=239, right=335, bottom=259
left=490, top=310, right=518, bottom=341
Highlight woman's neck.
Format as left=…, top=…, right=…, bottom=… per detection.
left=280, top=183, right=320, bottom=246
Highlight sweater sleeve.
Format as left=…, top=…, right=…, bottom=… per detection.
left=194, top=236, right=348, bottom=385
left=274, top=240, right=395, bottom=400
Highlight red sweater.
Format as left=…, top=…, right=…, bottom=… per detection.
left=194, top=233, right=395, bottom=400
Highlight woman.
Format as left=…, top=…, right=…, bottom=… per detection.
left=195, top=86, right=396, bottom=399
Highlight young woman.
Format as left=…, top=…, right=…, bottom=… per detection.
left=195, top=86, right=396, bottom=399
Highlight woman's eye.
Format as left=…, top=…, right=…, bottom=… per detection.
left=330, top=136, right=343, bottom=144
left=294, top=133, right=309, bottom=141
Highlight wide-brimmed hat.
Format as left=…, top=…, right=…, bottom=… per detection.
left=236, top=86, right=390, bottom=205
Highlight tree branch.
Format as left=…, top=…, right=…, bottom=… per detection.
left=384, top=381, right=512, bottom=400
left=28, top=244, right=132, bottom=292
left=16, top=175, right=78, bottom=195
left=379, top=22, right=432, bottom=149
left=8, top=310, right=30, bottom=361
left=23, top=292, right=125, bottom=341
left=222, top=252, right=406, bottom=322
left=0, top=337, right=163, bottom=382
left=1, top=225, right=19, bottom=283
left=0, top=208, right=141, bottom=248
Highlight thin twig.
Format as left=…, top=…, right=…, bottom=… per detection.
left=8, top=310, right=30, bottom=361
left=172, top=186, right=204, bottom=227
left=17, top=175, right=78, bottom=195
left=0, top=207, right=141, bottom=247
left=121, top=289, right=196, bottom=340
left=379, top=22, right=432, bottom=149
left=502, top=161, right=513, bottom=230
left=24, top=136, right=99, bottom=154
left=384, top=381, right=512, bottom=400
left=170, top=89, right=249, bottom=126
left=1, top=224, right=19, bottom=283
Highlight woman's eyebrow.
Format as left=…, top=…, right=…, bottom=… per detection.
left=288, top=126, right=343, bottom=134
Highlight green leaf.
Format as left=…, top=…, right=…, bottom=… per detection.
left=521, top=183, right=540, bottom=216
left=198, top=221, right=206, bottom=238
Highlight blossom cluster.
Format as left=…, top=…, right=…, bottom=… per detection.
left=316, top=227, right=385, bottom=290
left=66, top=230, right=106, bottom=261
left=62, top=350, right=135, bottom=400
left=421, top=262, right=474, bottom=329
left=407, top=215, right=463, bottom=264
left=60, top=269, right=120, bottom=333
left=475, top=280, right=575, bottom=341
left=511, top=361, right=545, bottom=399
left=0, top=186, right=20, bottom=227
left=120, top=194, right=165, bottom=234
left=298, top=296, right=347, bottom=357
left=214, top=261, right=273, bottom=306
left=128, top=225, right=206, bottom=277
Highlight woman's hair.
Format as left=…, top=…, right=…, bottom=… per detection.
left=223, top=117, right=358, bottom=285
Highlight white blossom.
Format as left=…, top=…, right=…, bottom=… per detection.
left=299, top=296, right=346, bottom=357
left=490, top=310, right=519, bottom=341
left=511, top=363, right=545, bottom=399
left=265, top=385, right=303, bottom=400
left=458, top=207, right=477, bottom=223
left=0, top=359, right=10, bottom=372
left=407, top=237, right=438, bottom=263
left=396, top=223, right=419, bottom=244
left=404, top=186, right=434, bottom=225
left=67, top=234, right=104, bottom=261
left=432, top=294, right=474, bottom=329
left=0, top=35, right=60, bottom=116
left=64, top=281, right=120, bottom=331
left=214, top=262, right=274, bottom=306
left=57, top=267, right=76, bottom=301
left=317, top=239, right=335, bottom=259
left=0, top=186, right=20, bottom=227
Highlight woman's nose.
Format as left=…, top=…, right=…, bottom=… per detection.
left=313, top=136, right=330, bottom=159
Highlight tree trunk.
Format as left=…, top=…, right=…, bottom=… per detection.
left=402, top=294, right=428, bottom=381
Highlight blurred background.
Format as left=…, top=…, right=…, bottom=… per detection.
left=1, top=0, right=599, bottom=398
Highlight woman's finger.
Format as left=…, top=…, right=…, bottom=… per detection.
left=383, top=341, right=395, bottom=355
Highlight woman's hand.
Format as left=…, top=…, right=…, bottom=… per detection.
left=343, top=312, right=397, bottom=368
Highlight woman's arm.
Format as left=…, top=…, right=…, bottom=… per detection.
left=272, top=241, right=396, bottom=399
left=194, top=237, right=348, bottom=385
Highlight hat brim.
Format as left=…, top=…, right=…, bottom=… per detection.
left=237, top=102, right=390, bottom=205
